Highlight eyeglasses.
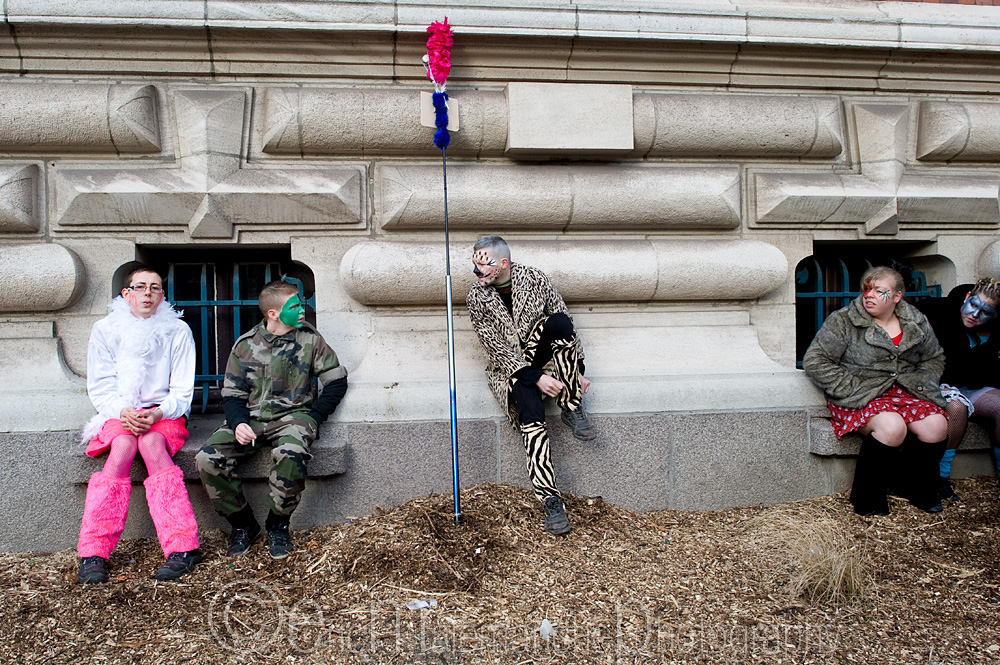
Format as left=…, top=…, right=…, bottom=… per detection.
left=128, top=284, right=163, bottom=295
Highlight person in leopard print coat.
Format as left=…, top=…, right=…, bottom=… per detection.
left=466, top=235, right=596, bottom=535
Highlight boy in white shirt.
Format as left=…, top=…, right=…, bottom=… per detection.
left=78, top=266, right=200, bottom=583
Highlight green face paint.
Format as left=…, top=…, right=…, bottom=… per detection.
left=278, top=294, right=304, bottom=328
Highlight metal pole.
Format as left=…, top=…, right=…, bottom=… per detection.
left=442, top=147, right=462, bottom=525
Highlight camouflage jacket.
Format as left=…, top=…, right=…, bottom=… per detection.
left=221, top=321, right=347, bottom=422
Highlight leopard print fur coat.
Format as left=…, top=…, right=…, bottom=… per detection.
left=467, top=263, right=584, bottom=427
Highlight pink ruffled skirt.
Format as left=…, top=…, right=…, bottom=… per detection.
left=85, top=417, right=189, bottom=457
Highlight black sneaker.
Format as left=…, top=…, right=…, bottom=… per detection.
left=78, top=556, right=109, bottom=584
left=543, top=496, right=571, bottom=536
left=227, top=522, right=262, bottom=557
left=939, top=477, right=961, bottom=502
left=561, top=408, right=596, bottom=441
left=922, top=502, right=944, bottom=514
left=155, top=549, right=202, bottom=581
left=267, top=523, right=294, bottom=559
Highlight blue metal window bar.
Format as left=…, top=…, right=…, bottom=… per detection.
left=166, top=263, right=315, bottom=413
left=795, top=257, right=941, bottom=369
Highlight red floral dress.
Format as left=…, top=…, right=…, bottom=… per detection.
left=827, top=331, right=946, bottom=439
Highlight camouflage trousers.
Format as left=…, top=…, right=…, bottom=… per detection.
left=196, top=412, right=318, bottom=517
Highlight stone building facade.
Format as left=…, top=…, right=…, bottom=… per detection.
left=1, top=0, right=999, bottom=551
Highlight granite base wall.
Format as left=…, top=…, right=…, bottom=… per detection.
left=2, top=409, right=995, bottom=553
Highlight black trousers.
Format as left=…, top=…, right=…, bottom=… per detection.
left=510, top=313, right=576, bottom=425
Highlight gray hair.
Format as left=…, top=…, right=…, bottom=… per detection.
left=472, top=235, right=511, bottom=261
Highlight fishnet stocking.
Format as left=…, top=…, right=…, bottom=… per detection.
left=102, top=433, right=138, bottom=478
left=945, top=399, right=969, bottom=450
left=972, top=389, right=1000, bottom=444
left=138, top=431, right=174, bottom=476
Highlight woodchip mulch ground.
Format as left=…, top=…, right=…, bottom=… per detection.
left=2, top=478, right=999, bottom=664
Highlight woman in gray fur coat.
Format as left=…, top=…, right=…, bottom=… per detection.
left=803, top=266, right=948, bottom=516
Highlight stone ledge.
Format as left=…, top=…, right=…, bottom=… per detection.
left=809, top=412, right=993, bottom=456
left=69, top=415, right=348, bottom=484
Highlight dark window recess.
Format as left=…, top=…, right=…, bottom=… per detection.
left=795, top=249, right=941, bottom=369
left=140, top=247, right=316, bottom=413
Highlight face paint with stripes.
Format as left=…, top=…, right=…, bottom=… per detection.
left=472, top=250, right=503, bottom=286
left=961, top=294, right=997, bottom=328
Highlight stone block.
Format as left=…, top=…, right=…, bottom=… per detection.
left=6, top=1, right=204, bottom=21
left=0, top=319, right=92, bottom=433
left=341, top=239, right=787, bottom=306
left=301, top=420, right=499, bottom=526
left=980, top=240, right=1000, bottom=279
left=539, top=415, right=673, bottom=513
left=9, top=25, right=214, bottom=77
left=377, top=163, right=740, bottom=231
left=207, top=1, right=396, bottom=25
left=506, top=82, right=633, bottom=154
left=258, top=86, right=508, bottom=157
left=671, top=410, right=830, bottom=510
left=636, top=93, right=843, bottom=158
left=899, top=16, right=1000, bottom=52
left=746, top=13, right=897, bottom=49
left=754, top=172, right=893, bottom=226
left=208, top=27, right=396, bottom=79
left=53, top=88, right=367, bottom=235
left=0, top=164, right=42, bottom=233
left=649, top=239, right=786, bottom=300
left=396, top=3, right=577, bottom=34
left=0, top=83, right=160, bottom=153
left=729, top=46, right=886, bottom=92
left=0, top=244, right=84, bottom=312
left=917, top=101, right=1000, bottom=162
left=575, top=4, right=744, bottom=40
left=897, top=174, right=1000, bottom=227
left=0, top=431, right=87, bottom=552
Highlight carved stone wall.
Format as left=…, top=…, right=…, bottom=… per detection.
left=2, top=0, right=999, bottom=551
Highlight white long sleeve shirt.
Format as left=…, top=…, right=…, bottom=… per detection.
left=86, top=297, right=196, bottom=423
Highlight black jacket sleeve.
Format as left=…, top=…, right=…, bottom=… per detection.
left=308, top=376, right=348, bottom=425
left=222, top=396, right=252, bottom=431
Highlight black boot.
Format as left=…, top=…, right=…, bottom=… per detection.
left=851, top=433, right=896, bottom=516
left=907, top=438, right=946, bottom=513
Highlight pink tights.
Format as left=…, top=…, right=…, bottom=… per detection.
left=102, top=431, right=176, bottom=478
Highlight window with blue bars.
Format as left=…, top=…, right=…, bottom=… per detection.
left=795, top=249, right=942, bottom=369
left=137, top=248, right=315, bottom=413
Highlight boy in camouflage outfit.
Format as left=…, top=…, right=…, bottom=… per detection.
left=196, top=280, right=348, bottom=559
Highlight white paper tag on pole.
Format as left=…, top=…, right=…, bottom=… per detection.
left=420, top=91, right=460, bottom=131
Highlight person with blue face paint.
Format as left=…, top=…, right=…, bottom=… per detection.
left=919, top=277, right=1000, bottom=502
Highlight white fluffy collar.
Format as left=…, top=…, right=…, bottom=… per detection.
left=80, top=297, right=184, bottom=444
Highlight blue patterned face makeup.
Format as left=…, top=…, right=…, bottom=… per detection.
left=961, top=294, right=997, bottom=327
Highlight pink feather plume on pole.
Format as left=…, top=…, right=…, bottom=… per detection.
left=425, top=17, right=454, bottom=91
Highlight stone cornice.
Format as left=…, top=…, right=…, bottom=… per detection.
left=4, top=1, right=1000, bottom=53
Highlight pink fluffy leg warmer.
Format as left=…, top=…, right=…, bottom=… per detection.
left=144, top=465, right=200, bottom=557
left=78, top=471, right=132, bottom=559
